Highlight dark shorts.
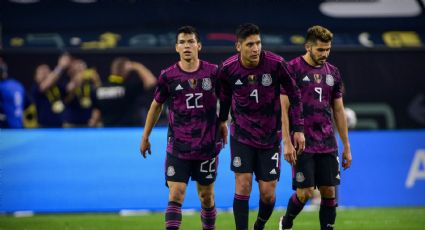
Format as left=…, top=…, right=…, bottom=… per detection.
left=292, top=151, right=340, bottom=190
left=165, top=153, right=218, bottom=186
left=230, top=137, right=281, bottom=182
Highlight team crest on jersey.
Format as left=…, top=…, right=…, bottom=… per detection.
left=248, top=75, right=257, bottom=84
left=202, top=78, right=212, bottom=91
left=326, top=74, right=334, bottom=86
left=233, top=156, right=241, bottom=167
left=314, top=74, right=322, bottom=83
left=296, top=172, right=305, bottom=182
left=261, top=74, right=272, bottom=86
left=167, top=166, right=175, bottom=177
left=188, top=79, right=197, bottom=89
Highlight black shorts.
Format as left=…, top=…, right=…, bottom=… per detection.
left=165, top=153, right=218, bottom=186
left=292, top=152, right=340, bottom=190
left=230, top=137, right=281, bottom=182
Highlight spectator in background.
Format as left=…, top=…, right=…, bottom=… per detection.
left=96, top=57, right=156, bottom=127
left=63, top=58, right=101, bottom=127
left=31, top=54, right=71, bottom=128
left=0, top=57, right=26, bottom=128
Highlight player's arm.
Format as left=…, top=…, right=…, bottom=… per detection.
left=279, top=61, right=304, bottom=133
left=39, top=54, right=71, bottom=92
left=88, top=108, right=101, bottom=127
left=131, top=61, right=157, bottom=90
left=217, top=67, right=231, bottom=144
left=140, top=100, right=163, bottom=158
left=332, top=98, right=352, bottom=169
left=281, top=94, right=297, bottom=165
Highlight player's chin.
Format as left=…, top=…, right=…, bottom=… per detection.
left=182, top=56, right=193, bottom=62
left=249, top=56, right=260, bottom=63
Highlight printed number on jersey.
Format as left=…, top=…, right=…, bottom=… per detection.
left=250, top=89, right=259, bottom=103
left=185, top=93, right=203, bottom=109
left=314, top=87, right=322, bottom=102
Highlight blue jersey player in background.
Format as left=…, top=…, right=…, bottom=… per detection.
left=0, top=57, right=26, bottom=128
left=279, top=25, right=353, bottom=230
left=140, top=26, right=224, bottom=230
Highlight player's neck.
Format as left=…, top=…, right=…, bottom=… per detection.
left=240, top=57, right=259, bottom=69
left=179, top=59, right=200, bottom=72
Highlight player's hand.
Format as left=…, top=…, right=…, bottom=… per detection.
left=283, top=141, right=297, bottom=165
left=219, top=121, right=228, bottom=145
left=58, top=53, right=71, bottom=68
left=293, top=132, right=305, bottom=154
left=140, top=136, right=152, bottom=158
left=342, top=145, right=352, bottom=170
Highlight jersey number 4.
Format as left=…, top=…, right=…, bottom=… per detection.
left=185, top=93, right=203, bottom=109
left=250, top=89, right=259, bottom=103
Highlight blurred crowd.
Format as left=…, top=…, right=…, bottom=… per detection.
left=0, top=54, right=158, bottom=128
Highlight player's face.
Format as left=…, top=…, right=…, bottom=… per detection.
left=35, top=64, right=50, bottom=83
left=237, top=34, right=261, bottom=68
left=306, top=40, right=331, bottom=66
left=176, top=33, right=201, bottom=62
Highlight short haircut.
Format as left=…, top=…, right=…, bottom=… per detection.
left=305, top=25, right=333, bottom=44
left=236, top=23, right=260, bottom=42
left=111, top=57, right=130, bottom=75
left=176, top=25, right=200, bottom=43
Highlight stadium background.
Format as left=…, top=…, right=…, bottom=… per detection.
left=1, top=0, right=425, bottom=226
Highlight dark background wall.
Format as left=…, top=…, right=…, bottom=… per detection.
left=1, top=0, right=425, bottom=129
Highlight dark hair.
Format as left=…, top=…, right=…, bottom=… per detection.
left=305, top=25, right=333, bottom=44
left=176, top=25, right=200, bottom=43
left=236, top=23, right=260, bottom=41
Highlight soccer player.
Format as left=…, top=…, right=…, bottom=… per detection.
left=140, top=26, right=223, bottom=230
left=218, top=23, right=304, bottom=230
left=279, top=25, right=353, bottom=230
left=0, top=57, right=26, bottom=128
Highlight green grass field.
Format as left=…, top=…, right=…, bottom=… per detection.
left=1, top=207, right=424, bottom=230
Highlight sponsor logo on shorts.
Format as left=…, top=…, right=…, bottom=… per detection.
left=269, top=168, right=277, bottom=175
left=336, top=174, right=340, bottom=180
left=296, top=172, right=305, bottom=182
left=167, top=166, right=175, bottom=177
left=206, top=174, right=213, bottom=179
left=233, top=156, right=241, bottom=167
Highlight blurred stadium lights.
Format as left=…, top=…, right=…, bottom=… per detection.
left=1, top=0, right=425, bottom=50
left=320, top=0, right=422, bottom=18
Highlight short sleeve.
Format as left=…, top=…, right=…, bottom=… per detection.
left=154, top=71, right=169, bottom=104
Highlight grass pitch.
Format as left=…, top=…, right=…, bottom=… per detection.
left=1, top=207, right=424, bottom=230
